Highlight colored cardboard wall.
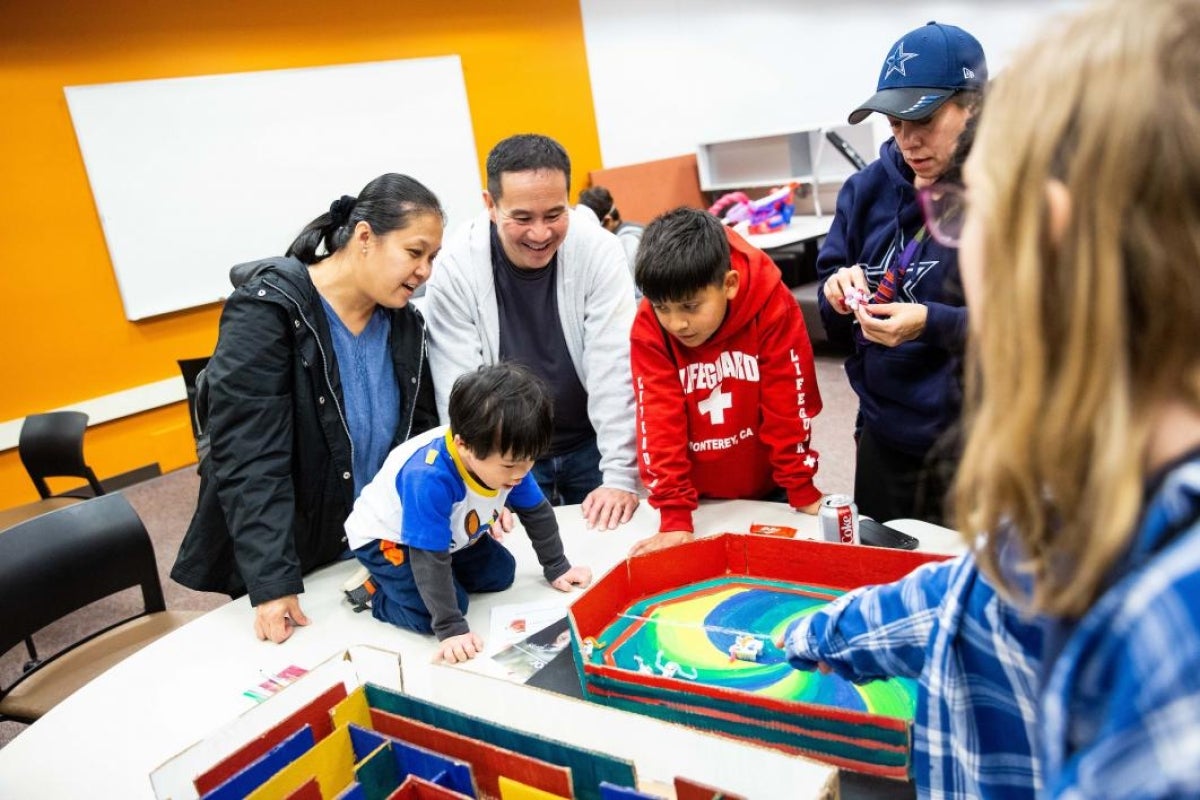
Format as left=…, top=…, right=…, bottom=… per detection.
left=0, top=0, right=603, bottom=508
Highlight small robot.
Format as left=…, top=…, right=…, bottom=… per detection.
left=728, top=634, right=765, bottom=663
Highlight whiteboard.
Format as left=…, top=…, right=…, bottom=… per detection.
left=65, top=56, right=482, bottom=321
left=580, top=0, right=1089, bottom=168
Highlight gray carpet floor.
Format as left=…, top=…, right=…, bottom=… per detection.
left=0, top=352, right=858, bottom=749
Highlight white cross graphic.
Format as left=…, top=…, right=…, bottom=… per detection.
left=697, top=384, right=733, bottom=424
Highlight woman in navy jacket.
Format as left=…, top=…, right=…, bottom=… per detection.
left=817, top=22, right=985, bottom=524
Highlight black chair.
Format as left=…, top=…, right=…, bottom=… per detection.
left=18, top=410, right=105, bottom=500
left=0, top=493, right=200, bottom=724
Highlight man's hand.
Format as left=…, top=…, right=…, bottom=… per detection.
left=551, top=565, right=593, bottom=592
left=855, top=302, right=927, bottom=347
left=581, top=487, right=639, bottom=530
left=823, top=265, right=870, bottom=314
left=629, top=530, right=693, bottom=557
left=433, top=632, right=485, bottom=664
left=253, top=595, right=310, bottom=644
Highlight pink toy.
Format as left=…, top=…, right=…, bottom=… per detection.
left=845, top=287, right=871, bottom=311
left=708, top=182, right=800, bottom=234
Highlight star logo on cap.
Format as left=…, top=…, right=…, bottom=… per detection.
left=884, top=41, right=919, bottom=80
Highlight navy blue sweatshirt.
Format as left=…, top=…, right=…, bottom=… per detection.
left=816, top=138, right=967, bottom=456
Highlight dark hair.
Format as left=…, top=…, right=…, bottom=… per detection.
left=448, top=363, right=553, bottom=461
left=635, top=207, right=730, bottom=303
left=486, top=134, right=571, bottom=202
left=285, top=173, right=443, bottom=264
left=941, top=89, right=986, bottom=185
left=578, top=186, right=620, bottom=222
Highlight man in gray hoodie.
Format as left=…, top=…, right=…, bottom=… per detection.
left=423, top=134, right=640, bottom=530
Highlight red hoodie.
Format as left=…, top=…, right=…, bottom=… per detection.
left=631, top=227, right=823, bottom=532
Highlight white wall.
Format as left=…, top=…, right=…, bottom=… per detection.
left=581, top=0, right=1089, bottom=168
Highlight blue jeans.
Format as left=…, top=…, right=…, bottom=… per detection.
left=353, top=534, right=516, bottom=635
left=532, top=436, right=603, bottom=506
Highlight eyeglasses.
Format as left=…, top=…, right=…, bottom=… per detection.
left=918, top=182, right=967, bottom=248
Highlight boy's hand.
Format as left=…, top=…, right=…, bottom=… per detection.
left=490, top=507, right=514, bottom=542
left=823, top=265, right=869, bottom=314
left=551, top=565, right=593, bottom=592
left=254, top=595, right=310, bottom=644
left=433, top=632, right=484, bottom=664
left=582, top=487, right=639, bottom=530
left=629, top=530, right=694, bottom=557
left=794, top=499, right=821, bottom=514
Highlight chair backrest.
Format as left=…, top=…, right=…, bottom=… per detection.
left=18, top=411, right=104, bottom=499
left=0, top=493, right=166, bottom=678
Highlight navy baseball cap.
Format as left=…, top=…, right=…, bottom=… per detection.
left=849, top=21, right=987, bottom=124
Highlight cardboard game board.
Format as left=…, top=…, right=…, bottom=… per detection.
left=567, top=534, right=949, bottom=779
left=150, top=647, right=805, bottom=800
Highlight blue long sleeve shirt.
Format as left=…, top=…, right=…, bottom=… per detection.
left=784, top=550, right=1043, bottom=799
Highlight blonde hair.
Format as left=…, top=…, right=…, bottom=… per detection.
left=955, top=0, right=1200, bottom=617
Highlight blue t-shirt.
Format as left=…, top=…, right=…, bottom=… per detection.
left=319, top=296, right=399, bottom=497
left=344, top=426, right=545, bottom=552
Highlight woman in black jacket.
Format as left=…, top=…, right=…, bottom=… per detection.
left=172, top=173, right=442, bottom=643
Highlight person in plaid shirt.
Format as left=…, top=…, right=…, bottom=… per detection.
left=793, top=0, right=1200, bottom=796
left=955, top=0, right=1200, bottom=795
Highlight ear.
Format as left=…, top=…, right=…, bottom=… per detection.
left=353, top=221, right=372, bottom=252
left=451, top=433, right=474, bottom=460
left=483, top=190, right=498, bottom=225
left=1045, top=179, right=1071, bottom=244
left=723, top=269, right=740, bottom=301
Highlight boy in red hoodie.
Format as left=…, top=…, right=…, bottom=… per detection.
left=629, top=208, right=824, bottom=555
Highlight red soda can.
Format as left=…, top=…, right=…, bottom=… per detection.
left=819, top=495, right=859, bottom=544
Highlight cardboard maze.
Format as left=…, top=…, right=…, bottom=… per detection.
left=568, top=534, right=949, bottom=780
left=165, top=674, right=745, bottom=800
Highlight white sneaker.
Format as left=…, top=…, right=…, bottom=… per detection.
left=342, top=565, right=375, bottom=612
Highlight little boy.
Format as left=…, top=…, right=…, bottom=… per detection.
left=629, top=207, right=823, bottom=556
left=344, top=363, right=592, bottom=664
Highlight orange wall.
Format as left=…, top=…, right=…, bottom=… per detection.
left=0, top=0, right=602, bottom=508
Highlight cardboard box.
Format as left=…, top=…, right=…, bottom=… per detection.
left=568, top=534, right=949, bottom=779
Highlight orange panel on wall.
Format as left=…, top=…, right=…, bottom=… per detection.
left=586, top=154, right=705, bottom=226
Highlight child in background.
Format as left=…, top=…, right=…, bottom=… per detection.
left=344, top=363, right=592, bottom=664
left=629, top=207, right=823, bottom=556
left=578, top=185, right=644, bottom=298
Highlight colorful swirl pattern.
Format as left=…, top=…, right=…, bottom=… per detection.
left=592, top=577, right=917, bottom=719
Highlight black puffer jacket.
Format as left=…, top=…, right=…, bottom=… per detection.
left=171, top=257, right=438, bottom=604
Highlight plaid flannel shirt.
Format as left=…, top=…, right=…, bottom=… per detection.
left=784, top=550, right=1043, bottom=799
left=1042, top=457, right=1200, bottom=798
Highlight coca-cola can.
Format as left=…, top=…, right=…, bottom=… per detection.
left=819, top=495, right=859, bottom=544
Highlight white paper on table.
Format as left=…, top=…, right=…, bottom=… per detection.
left=484, top=600, right=569, bottom=656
